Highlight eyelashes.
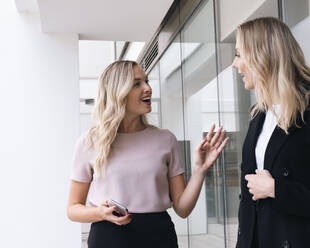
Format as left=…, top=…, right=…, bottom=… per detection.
left=134, top=80, right=149, bottom=87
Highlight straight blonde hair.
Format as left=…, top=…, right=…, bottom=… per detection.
left=237, top=17, right=310, bottom=133
left=87, top=61, right=150, bottom=177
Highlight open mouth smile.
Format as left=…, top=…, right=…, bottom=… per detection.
left=141, top=97, right=151, bottom=105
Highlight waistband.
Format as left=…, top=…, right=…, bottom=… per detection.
left=130, top=211, right=169, bottom=218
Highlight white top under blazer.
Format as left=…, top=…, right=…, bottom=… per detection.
left=255, top=105, right=280, bottom=170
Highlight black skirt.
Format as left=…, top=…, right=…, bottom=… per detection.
left=87, top=211, right=178, bottom=248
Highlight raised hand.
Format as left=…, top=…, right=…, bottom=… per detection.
left=194, top=124, right=229, bottom=173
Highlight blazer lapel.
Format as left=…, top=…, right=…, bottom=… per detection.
left=245, top=111, right=266, bottom=172
left=264, top=124, right=289, bottom=171
left=263, top=102, right=309, bottom=171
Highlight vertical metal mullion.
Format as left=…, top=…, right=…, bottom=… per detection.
left=278, top=0, right=286, bottom=22
left=113, top=41, right=117, bottom=61
left=213, top=0, right=228, bottom=247
left=157, top=64, right=163, bottom=128
left=177, top=2, right=192, bottom=247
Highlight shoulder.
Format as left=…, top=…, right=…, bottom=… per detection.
left=146, top=127, right=177, bottom=144
left=249, top=104, right=266, bottom=119
left=303, top=104, right=310, bottom=126
left=150, top=127, right=175, bottom=137
left=74, top=130, right=93, bottom=151
left=76, top=131, right=89, bottom=144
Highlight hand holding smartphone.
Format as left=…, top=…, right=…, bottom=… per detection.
left=107, top=199, right=129, bottom=216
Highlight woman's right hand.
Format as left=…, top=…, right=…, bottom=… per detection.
left=98, top=201, right=132, bottom=225
left=194, top=124, right=228, bottom=174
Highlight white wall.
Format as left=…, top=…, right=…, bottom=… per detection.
left=0, top=2, right=80, bottom=247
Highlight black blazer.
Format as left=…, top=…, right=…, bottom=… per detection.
left=236, top=106, right=310, bottom=248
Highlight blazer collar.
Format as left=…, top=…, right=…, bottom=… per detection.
left=264, top=103, right=310, bottom=171
left=245, top=103, right=310, bottom=172
left=248, top=110, right=289, bottom=172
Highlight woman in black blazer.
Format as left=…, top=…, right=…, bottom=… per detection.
left=232, top=17, right=310, bottom=248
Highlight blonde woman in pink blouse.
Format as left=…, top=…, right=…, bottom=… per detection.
left=67, top=60, right=228, bottom=248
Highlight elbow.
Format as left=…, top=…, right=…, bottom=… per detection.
left=174, top=208, right=190, bottom=219
left=173, top=202, right=191, bottom=218
left=66, top=205, right=75, bottom=222
left=178, top=213, right=188, bottom=219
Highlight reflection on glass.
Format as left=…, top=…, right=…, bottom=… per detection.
left=217, top=16, right=252, bottom=248
left=180, top=0, right=226, bottom=247
left=148, top=63, right=161, bottom=127
left=284, top=0, right=310, bottom=66
left=158, top=34, right=189, bottom=248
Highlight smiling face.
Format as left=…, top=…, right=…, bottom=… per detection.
left=125, top=65, right=152, bottom=117
left=232, top=34, right=255, bottom=90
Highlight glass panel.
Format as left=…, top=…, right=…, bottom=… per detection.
left=216, top=2, right=280, bottom=247
left=284, top=0, right=310, bottom=66
left=283, top=0, right=309, bottom=28
left=147, top=63, right=161, bottom=127
left=217, top=44, right=251, bottom=248
left=180, top=0, right=225, bottom=247
left=158, top=34, right=189, bottom=248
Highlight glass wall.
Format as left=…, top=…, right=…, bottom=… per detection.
left=146, top=0, right=279, bottom=247
left=217, top=29, right=252, bottom=248
left=158, top=33, right=191, bottom=248
left=147, top=63, right=161, bottom=127
left=180, top=1, right=226, bottom=247
left=284, top=0, right=310, bottom=67
left=148, top=1, right=228, bottom=247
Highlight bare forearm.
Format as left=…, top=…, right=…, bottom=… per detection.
left=174, top=167, right=206, bottom=218
left=67, top=204, right=103, bottom=223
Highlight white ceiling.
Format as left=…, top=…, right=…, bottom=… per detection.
left=15, top=0, right=39, bottom=12
left=31, top=0, right=174, bottom=42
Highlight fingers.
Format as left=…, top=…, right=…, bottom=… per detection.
left=256, top=169, right=272, bottom=177
left=213, top=129, right=226, bottom=147
left=247, top=183, right=257, bottom=200
left=245, top=174, right=254, bottom=181
left=206, top=124, right=215, bottom=143
left=201, top=125, right=228, bottom=150
left=105, top=206, right=118, bottom=215
left=199, top=124, right=216, bottom=150
left=101, top=200, right=109, bottom=207
left=255, top=169, right=265, bottom=175
left=198, top=136, right=208, bottom=151
left=209, top=126, right=223, bottom=146
left=216, top=137, right=229, bottom=152
left=110, top=214, right=133, bottom=226
left=101, top=201, right=121, bottom=215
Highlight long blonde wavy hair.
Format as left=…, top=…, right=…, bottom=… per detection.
left=87, top=60, right=150, bottom=177
left=237, top=17, right=310, bottom=133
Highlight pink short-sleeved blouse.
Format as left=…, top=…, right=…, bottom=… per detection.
left=70, top=127, right=185, bottom=213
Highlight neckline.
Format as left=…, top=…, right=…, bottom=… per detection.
left=117, top=126, right=150, bottom=136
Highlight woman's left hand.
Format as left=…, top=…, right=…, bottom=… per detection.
left=194, top=124, right=229, bottom=173
left=245, top=170, right=275, bottom=200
